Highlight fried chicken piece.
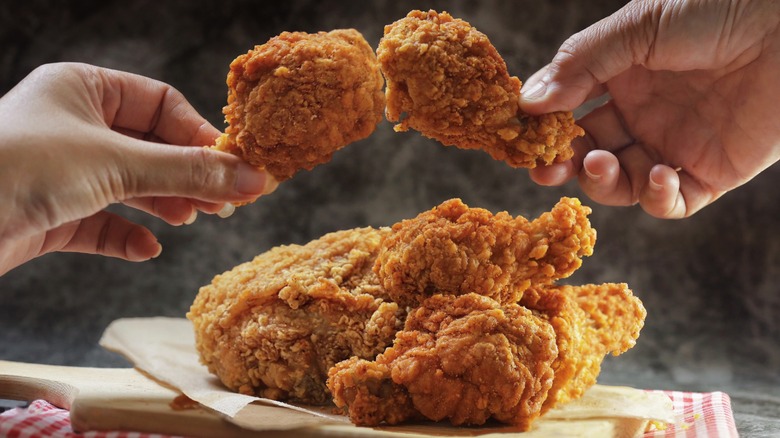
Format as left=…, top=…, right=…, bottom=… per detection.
left=374, top=197, right=596, bottom=308
left=519, top=283, right=646, bottom=412
left=377, top=10, right=583, bottom=167
left=327, top=285, right=645, bottom=428
left=327, top=293, right=558, bottom=429
left=187, top=227, right=405, bottom=405
left=213, top=29, right=385, bottom=182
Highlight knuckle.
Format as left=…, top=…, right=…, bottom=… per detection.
left=188, top=148, right=232, bottom=195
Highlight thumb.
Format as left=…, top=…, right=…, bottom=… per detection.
left=520, top=1, right=655, bottom=114
left=117, top=137, right=278, bottom=204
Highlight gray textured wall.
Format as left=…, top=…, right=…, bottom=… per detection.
left=1, top=0, right=778, bottom=434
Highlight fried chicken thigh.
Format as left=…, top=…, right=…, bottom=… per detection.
left=375, top=197, right=596, bottom=308
left=213, top=29, right=385, bottom=181
left=377, top=10, right=583, bottom=167
left=327, top=293, right=558, bottom=428
left=187, top=227, right=403, bottom=405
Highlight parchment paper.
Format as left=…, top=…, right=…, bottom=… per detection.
left=99, top=317, right=676, bottom=437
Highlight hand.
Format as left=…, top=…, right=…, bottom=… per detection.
left=0, top=63, right=277, bottom=275
left=520, top=0, right=780, bottom=218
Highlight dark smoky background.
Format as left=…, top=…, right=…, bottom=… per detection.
left=1, top=0, right=778, bottom=433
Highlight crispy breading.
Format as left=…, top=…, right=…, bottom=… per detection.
left=377, top=10, right=583, bottom=167
left=327, top=293, right=558, bottom=428
left=190, top=197, right=645, bottom=429
left=519, top=283, right=647, bottom=412
left=374, top=197, right=596, bottom=308
left=187, top=227, right=404, bottom=405
left=328, top=284, right=645, bottom=428
left=214, top=29, right=385, bottom=181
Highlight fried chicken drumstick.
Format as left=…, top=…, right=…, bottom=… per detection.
left=377, top=10, right=584, bottom=167
left=213, top=29, right=385, bottom=182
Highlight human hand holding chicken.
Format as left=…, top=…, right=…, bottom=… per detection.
left=0, top=63, right=276, bottom=276
left=522, top=0, right=780, bottom=218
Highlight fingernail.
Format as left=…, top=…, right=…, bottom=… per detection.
left=184, top=209, right=198, bottom=225
left=152, top=243, right=163, bottom=259
left=217, top=203, right=236, bottom=219
left=522, top=79, right=547, bottom=101
left=236, top=162, right=267, bottom=195
left=584, top=167, right=601, bottom=182
left=649, top=173, right=663, bottom=191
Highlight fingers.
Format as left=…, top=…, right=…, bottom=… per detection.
left=529, top=98, right=694, bottom=217
left=638, top=164, right=686, bottom=218
left=530, top=99, right=632, bottom=186
left=639, top=166, right=723, bottom=219
left=98, top=67, right=221, bottom=146
left=520, top=1, right=655, bottom=114
left=122, top=197, right=197, bottom=226
left=529, top=161, right=576, bottom=186
left=577, top=150, right=634, bottom=206
left=57, top=211, right=162, bottom=262
left=578, top=151, right=704, bottom=218
left=88, top=67, right=277, bottom=209
left=116, top=139, right=278, bottom=205
left=123, top=197, right=234, bottom=225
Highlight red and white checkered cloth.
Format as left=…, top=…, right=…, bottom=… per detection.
left=644, top=390, right=738, bottom=438
left=0, top=390, right=738, bottom=437
left=0, top=400, right=179, bottom=438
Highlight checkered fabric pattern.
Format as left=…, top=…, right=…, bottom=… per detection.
left=644, top=391, right=738, bottom=438
left=1, top=390, right=738, bottom=437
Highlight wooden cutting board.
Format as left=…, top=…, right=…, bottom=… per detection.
left=0, top=359, right=653, bottom=438
left=0, top=360, right=263, bottom=437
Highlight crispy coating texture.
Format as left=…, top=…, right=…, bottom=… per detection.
left=327, top=294, right=558, bottom=428
left=328, top=284, right=645, bottom=428
left=190, top=197, right=645, bottom=428
left=214, top=29, right=385, bottom=181
left=374, top=197, right=596, bottom=308
left=519, top=283, right=647, bottom=412
left=377, top=10, right=583, bottom=167
left=187, top=227, right=404, bottom=405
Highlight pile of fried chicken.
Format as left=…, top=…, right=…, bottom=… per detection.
left=190, top=8, right=644, bottom=431
left=211, top=10, right=583, bottom=182
left=188, top=198, right=645, bottom=429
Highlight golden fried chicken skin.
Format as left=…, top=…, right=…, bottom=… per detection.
left=328, top=293, right=558, bottom=429
left=377, top=10, right=583, bottom=168
left=520, top=283, right=646, bottom=412
left=327, top=284, right=645, bottom=428
left=187, top=227, right=404, bottom=405
left=190, top=197, right=646, bottom=429
left=214, top=29, right=385, bottom=181
left=374, top=197, right=596, bottom=308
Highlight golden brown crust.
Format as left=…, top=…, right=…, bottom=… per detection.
left=519, top=283, right=647, bottom=411
left=187, top=227, right=404, bottom=405
left=374, top=197, right=596, bottom=308
left=190, top=198, right=645, bottom=428
left=214, top=29, right=385, bottom=181
left=377, top=10, right=583, bottom=167
left=328, top=293, right=558, bottom=428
